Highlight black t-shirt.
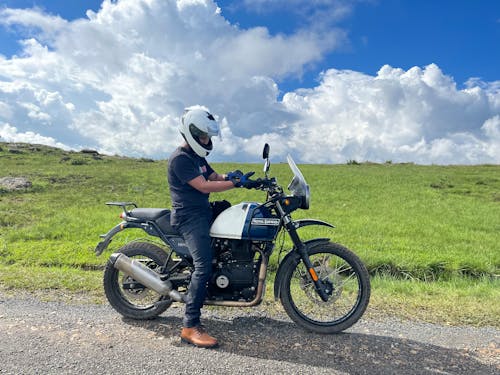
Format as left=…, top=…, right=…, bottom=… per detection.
left=167, top=146, right=214, bottom=220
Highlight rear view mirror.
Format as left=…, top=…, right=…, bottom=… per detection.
left=263, top=143, right=270, bottom=159
left=263, top=144, right=270, bottom=175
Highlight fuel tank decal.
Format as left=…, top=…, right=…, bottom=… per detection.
left=251, top=218, right=280, bottom=226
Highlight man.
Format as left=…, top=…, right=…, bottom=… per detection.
left=167, top=106, right=253, bottom=348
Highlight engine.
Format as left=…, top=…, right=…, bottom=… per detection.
left=208, top=239, right=259, bottom=301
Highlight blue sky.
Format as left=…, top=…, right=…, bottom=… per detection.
left=0, top=0, right=499, bottom=163
left=218, top=0, right=500, bottom=92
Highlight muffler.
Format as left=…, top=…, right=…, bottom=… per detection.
left=109, top=253, right=186, bottom=303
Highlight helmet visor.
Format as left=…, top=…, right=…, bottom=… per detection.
left=205, top=121, right=220, bottom=137
left=189, top=124, right=210, bottom=139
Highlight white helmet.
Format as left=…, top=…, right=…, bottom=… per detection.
left=180, top=107, right=220, bottom=157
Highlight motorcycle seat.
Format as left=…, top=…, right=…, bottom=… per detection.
left=129, top=208, right=180, bottom=235
left=129, top=208, right=170, bottom=221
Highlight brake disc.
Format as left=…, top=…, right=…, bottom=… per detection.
left=120, top=259, right=159, bottom=301
left=299, top=265, right=343, bottom=305
left=121, top=274, right=152, bottom=300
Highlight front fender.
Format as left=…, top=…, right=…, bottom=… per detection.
left=294, top=219, right=335, bottom=229
left=273, top=238, right=331, bottom=300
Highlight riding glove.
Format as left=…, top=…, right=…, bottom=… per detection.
left=236, top=172, right=256, bottom=188
left=225, top=170, right=243, bottom=185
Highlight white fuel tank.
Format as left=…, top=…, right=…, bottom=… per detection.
left=209, top=202, right=256, bottom=239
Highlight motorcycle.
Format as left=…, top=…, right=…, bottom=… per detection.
left=95, top=144, right=370, bottom=333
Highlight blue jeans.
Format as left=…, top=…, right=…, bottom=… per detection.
left=172, top=208, right=213, bottom=328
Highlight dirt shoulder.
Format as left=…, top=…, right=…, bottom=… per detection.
left=0, top=291, right=498, bottom=375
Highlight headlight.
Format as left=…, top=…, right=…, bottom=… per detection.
left=302, top=184, right=310, bottom=209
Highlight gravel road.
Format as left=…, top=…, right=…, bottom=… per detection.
left=0, top=292, right=498, bottom=375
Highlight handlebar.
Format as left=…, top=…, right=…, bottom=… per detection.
left=248, top=176, right=281, bottom=193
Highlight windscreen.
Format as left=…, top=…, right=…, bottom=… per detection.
left=286, top=154, right=309, bottom=202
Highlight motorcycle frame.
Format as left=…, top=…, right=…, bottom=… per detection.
left=95, top=198, right=336, bottom=307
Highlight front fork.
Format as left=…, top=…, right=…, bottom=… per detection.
left=276, top=202, right=331, bottom=302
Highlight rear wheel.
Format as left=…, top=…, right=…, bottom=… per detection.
left=103, top=242, right=173, bottom=319
left=279, top=242, right=370, bottom=333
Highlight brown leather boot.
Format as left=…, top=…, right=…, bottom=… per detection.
left=180, top=326, right=218, bottom=348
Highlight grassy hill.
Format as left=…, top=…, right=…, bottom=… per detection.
left=1, top=142, right=499, bottom=326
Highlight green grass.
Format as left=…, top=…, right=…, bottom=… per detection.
left=0, top=142, right=499, bottom=326
left=370, top=276, right=499, bottom=326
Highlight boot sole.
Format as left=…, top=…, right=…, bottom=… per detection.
left=181, top=337, right=219, bottom=349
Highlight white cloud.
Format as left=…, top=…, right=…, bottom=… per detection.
left=0, top=122, right=70, bottom=149
left=0, top=0, right=339, bottom=159
left=0, top=0, right=499, bottom=165
left=280, top=64, right=500, bottom=164
left=0, top=7, right=68, bottom=40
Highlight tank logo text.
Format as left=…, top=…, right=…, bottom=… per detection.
left=251, top=218, right=280, bottom=226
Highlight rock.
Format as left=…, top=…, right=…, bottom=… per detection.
left=80, top=149, right=99, bottom=155
left=0, top=177, right=32, bottom=191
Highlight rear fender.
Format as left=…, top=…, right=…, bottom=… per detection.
left=273, top=238, right=331, bottom=300
left=94, top=221, right=157, bottom=255
left=95, top=222, right=128, bottom=256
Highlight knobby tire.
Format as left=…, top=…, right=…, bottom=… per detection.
left=103, top=242, right=172, bottom=319
left=279, top=241, right=370, bottom=333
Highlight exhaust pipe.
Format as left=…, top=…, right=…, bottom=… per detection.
left=109, top=253, right=186, bottom=303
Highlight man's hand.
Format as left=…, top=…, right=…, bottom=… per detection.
left=226, top=171, right=260, bottom=188
left=237, top=172, right=256, bottom=188
left=225, top=170, right=244, bottom=186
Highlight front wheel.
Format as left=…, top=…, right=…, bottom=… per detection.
left=279, top=242, right=370, bottom=333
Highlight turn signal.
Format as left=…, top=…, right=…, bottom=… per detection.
left=309, top=268, right=319, bottom=281
left=284, top=199, right=290, bottom=206
left=119, top=212, right=125, bottom=219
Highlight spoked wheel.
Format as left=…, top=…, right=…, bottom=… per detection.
left=103, top=242, right=173, bottom=319
left=279, top=242, right=370, bottom=333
